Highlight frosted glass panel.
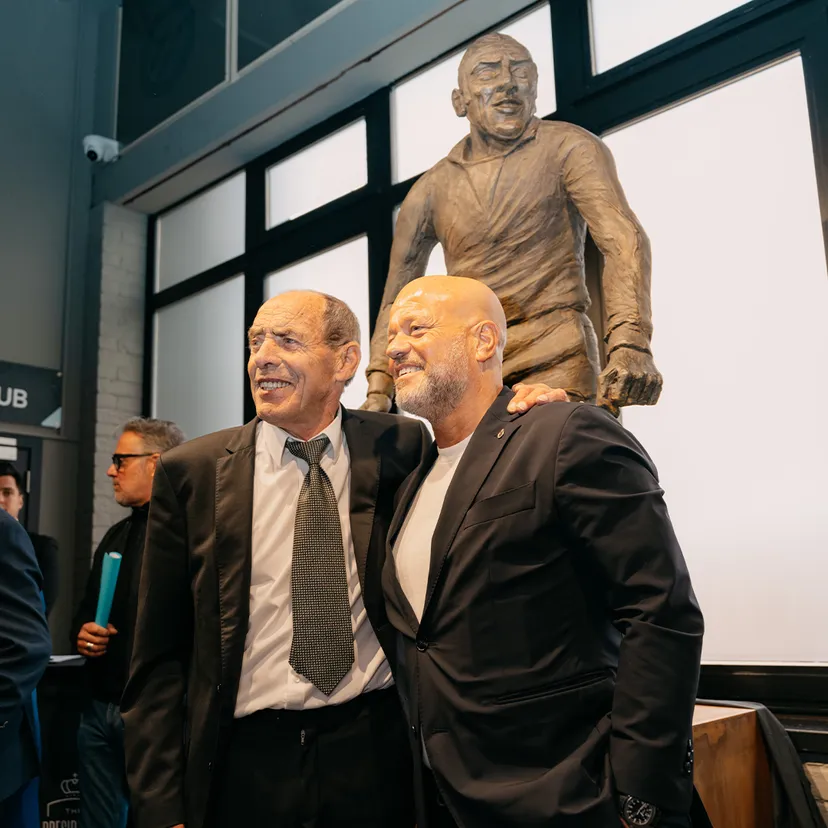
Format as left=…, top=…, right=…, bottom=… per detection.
left=604, top=57, right=828, bottom=663
left=156, top=174, right=245, bottom=291
left=264, top=236, right=370, bottom=409
left=153, top=276, right=245, bottom=439
left=391, top=4, right=556, bottom=183
left=267, top=119, right=367, bottom=229
left=590, top=0, right=749, bottom=73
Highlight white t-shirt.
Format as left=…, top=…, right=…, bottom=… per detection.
left=393, top=434, right=473, bottom=621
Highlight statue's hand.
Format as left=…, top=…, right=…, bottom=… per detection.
left=507, top=383, right=568, bottom=413
left=597, top=348, right=662, bottom=415
left=360, top=393, right=393, bottom=413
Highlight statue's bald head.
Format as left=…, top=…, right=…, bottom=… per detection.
left=458, top=33, right=534, bottom=88
left=453, top=32, right=538, bottom=143
left=386, top=276, right=507, bottom=425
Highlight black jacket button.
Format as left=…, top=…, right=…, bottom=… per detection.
left=416, top=639, right=428, bottom=652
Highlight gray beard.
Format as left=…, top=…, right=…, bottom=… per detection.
left=395, top=341, right=469, bottom=424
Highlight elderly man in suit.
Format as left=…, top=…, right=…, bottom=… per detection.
left=0, top=508, right=51, bottom=828
left=122, top=288, right=569, bottom=828
left=383, top=276, right=705, bottom=828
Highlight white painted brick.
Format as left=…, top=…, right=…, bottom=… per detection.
left=98, top=378, right=141, bottom=397
left=116, top=363, right=142, bottom=382
left=88, top=202, right=149, bottom=544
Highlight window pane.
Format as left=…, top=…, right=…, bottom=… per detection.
left=264, top=236, right=370, bottom=409
left=589, top=0, right=749, bottom=73
left=117, top=0, right=227, bottom=145
left=153, top=276, right=245, bottom=439
left=391, top=3, right=556, bottom=184
left=604, top=57, right=828, bottom=663
left=267, top=119, right=367, bottom=229
left=156, top=173, right=245, bottom=292
left=238, top=0, right=341, bottom=70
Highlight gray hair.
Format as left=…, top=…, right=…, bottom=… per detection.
left=122, top=417, right=186, bottom=454
left=318, top=293, right=360, bottom=387
left=319, top=292, right=360, bottom=349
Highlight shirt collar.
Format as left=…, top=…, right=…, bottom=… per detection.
left=259, top=408, right=344, bottom=468
left=446, top=117, right=541, bottom=166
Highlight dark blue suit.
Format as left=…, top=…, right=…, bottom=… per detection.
left=0, top=508, right=51, bottom=820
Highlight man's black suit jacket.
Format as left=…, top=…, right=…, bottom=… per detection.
left=121, top=408, right=429, bottom=828
left=0, top=510, right=51, bottom=803
left=383, top=390, right=704, bottom=827
left=29, top=532, right=59, bottom=617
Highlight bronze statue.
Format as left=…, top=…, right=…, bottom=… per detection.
left=363, top=32, right=661, bottom=415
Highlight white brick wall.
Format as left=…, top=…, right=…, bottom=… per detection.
left=92, top=203, right=148, bottom=549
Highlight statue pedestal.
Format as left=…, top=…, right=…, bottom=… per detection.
left=693, top=704, right=774, bottom=828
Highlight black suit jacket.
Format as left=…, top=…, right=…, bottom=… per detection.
left=383, top=390, right=704, bottom=828
left=29, top=532, right=59, bottom=618
left=121, top=409, right=429, bottom=828
left=0, top=510, right=51, bottom=803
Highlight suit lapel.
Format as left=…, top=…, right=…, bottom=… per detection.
left=214, top=418, right=258, bottom=695
left=421, top=388, right=521, bottom=623
left=385, top=443, right=439, bottom=634
left=341, top=408, right=380, bottom=591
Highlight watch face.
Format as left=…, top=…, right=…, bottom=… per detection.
left=622, top=797, right=658, bottom=826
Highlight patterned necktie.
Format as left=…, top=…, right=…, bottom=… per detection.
left=286, top=436, right=354, bottom=695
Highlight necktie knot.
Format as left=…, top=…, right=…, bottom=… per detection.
left=286, top=435, right=330, bottom=467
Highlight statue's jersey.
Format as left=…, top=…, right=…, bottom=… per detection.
left=369, top=119, right=652, bottom=399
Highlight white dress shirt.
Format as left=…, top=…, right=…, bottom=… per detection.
left=393, top=434, right=472, bottom=622
left=234, top=410, right=392, bottom=716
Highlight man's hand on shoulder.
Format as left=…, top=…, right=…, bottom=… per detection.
left=507, top=382, right=568, bottom=413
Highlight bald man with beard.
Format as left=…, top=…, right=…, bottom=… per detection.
left=381, top=277, right=705, bottom=828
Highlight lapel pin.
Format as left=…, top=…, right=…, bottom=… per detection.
left=496, top=428, right=505, bottom=439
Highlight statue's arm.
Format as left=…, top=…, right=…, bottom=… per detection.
left=365, top=174, right=437, bottom=401
left=561, top=131, right=653, bottom=356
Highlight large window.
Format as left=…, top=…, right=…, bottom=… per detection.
left=153, top=276, right=245, bottom=440
left=606, top=56, right=828, bottom=663
left=266, top=120, right=367, bottom=229
left=155, top=173, right=245, bottom=291
left=144, top=0, right=828, bottom=699
left=118, top=0, right=228, bottom=145
left=237, top=0, right=343, bottom=70
left=589, top=0, right=751, bottom=72
left=117, top=0, right=359, bottom=144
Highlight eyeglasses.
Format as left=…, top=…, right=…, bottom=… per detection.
left=111, top=453, right=155, bottom=471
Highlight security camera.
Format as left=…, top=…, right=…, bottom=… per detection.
left=82, top=135, right=121, bottom=164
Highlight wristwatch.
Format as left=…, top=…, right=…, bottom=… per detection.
left=618, top=794, right=662, bottom=826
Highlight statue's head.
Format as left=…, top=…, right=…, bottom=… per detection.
left=453, top=33, right=538, bottom=143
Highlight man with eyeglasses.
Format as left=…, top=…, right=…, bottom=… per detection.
left=70, top=417, right=185, bottom=828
